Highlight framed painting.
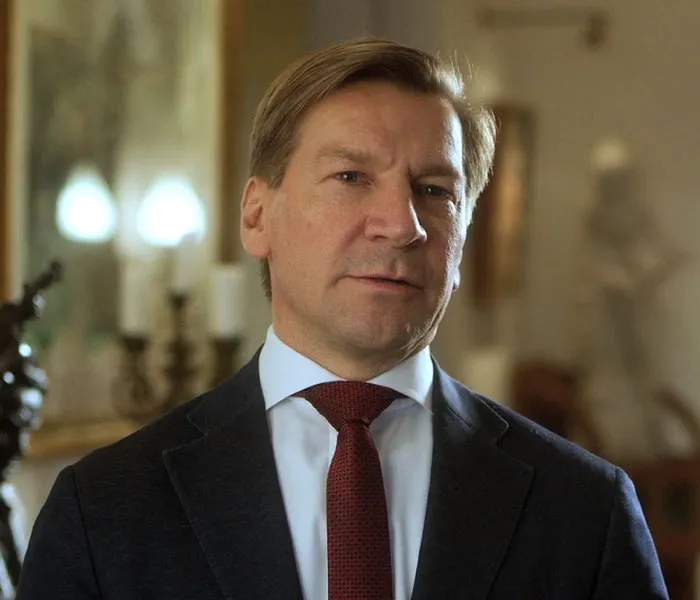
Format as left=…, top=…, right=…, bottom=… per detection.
left=469, top=104, right=535, bottom=307
left=1, top=0, right=242, bottom=459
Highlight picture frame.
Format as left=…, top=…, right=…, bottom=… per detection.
left=469, top=104, right=535, bottom=307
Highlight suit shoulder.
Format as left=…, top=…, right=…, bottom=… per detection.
left=460, top=386, right=626, bottom=521
left=69, top=359, right=261, bottom=499
left=448, top=375, right=617, bottom=482
left=72, top=393, right=203, bottom=482
left=495, top=395, right=615, bottom=475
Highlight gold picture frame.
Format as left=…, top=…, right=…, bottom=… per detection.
left=469, top=104, right=535, bottom=307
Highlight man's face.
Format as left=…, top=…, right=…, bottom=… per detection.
left=241, top=81, right=468, bottom=375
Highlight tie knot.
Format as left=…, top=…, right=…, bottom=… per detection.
left=300, top=381, right=398, bottom=431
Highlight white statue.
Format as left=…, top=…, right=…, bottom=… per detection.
left=577, top=139, right=689, bottom=459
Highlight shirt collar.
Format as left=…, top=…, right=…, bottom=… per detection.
left=258, top=327, right=433, bottom=411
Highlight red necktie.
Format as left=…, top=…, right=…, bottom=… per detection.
left=301, top=381, right=397, bottom=600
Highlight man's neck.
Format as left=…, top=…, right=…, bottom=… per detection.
left=271, top=327, right=429, bottom=381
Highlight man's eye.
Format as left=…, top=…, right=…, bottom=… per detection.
left=417, top=184, right=451, bottom=198
left=336, top=171, right=361, bottom=184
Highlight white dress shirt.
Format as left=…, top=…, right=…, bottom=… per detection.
left=258, top=327, right=434, bottom=600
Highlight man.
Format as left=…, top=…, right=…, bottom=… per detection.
left=17, top=38, right=667, bottom=599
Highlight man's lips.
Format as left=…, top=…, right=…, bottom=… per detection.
left=349, top=275, right=422, bottom=289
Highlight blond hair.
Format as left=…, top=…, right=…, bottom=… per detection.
left=248, top=38, right=496, bottom=298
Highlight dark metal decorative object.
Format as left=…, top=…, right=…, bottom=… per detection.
left=114, top=292, right=196, bottom=421
left=114, top=292, right=242, bottom=423
left=0, top=260, right=62, bottom=595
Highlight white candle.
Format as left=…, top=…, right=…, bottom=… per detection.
left=208, top=264, right=247, bottom=338
left=171, top=233, right=198, bottom=294
left=119, top=260, right=150, bottom=336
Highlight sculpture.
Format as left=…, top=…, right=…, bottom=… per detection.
left=0, top=261, right=62, bottom=596
left=578, top=140, right=690, bottom=458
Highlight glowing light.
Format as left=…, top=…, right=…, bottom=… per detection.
left=136, top=175, right=206, bottom=247
left=56, top=165, right=117, bottom=243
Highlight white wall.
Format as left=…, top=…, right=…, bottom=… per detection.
left=492, top=0, right=700, bottom=407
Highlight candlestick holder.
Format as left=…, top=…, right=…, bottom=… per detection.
left=115, top=292, right=242, bottom=421
left=210, top=336, right=242, bottom=388
left=115, top=335, right=154, bottom=420
left=115, top=292, right=197, bottom=421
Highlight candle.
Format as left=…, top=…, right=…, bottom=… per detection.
left=119, top=260, right=150, bottom=336
left=171, top=233, right=198, bottom=294
left=208, top=264, right=247, bottom=338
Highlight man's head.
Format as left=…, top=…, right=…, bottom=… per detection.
left=240, top=38, right=496, bottom=378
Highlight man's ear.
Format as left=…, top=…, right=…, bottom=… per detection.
left=452, top=265, right=461, bottom=292
left=451, top=243, right=464, bottom=292
left=240, top=176, right=272, bottom=259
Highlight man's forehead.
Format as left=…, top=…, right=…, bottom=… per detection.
left=299, top=81, right=459, bottom=133
left=290, top=83, right=463, bottom=168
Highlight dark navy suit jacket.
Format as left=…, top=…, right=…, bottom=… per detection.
left=17, top=354, right=668, bottom=599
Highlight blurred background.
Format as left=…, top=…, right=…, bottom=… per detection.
left=1, top=0, right=699, bottom=597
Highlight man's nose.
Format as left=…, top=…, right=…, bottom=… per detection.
left=364, top=180, right=428, bottom=248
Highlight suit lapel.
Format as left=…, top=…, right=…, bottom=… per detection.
left=411, top=366, right=534, bottom=600
left=163, top=355, right=303, bottom=599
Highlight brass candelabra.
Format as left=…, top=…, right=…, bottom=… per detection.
left=114, top=292, right=241, bottom=421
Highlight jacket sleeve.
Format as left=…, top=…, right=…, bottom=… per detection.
left=592, top=467, right=668, bottom=600
left=15, top=466, right=102, bottom=599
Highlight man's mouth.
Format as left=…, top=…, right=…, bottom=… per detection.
left=352, top=275, right=421, bottom=289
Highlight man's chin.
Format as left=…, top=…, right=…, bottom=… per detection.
left=336, top=321, right=428, bottom=357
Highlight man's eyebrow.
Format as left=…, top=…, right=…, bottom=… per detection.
left=412, top=163, right=463, bottom=180
left=313, top=146, right=375, bottom=166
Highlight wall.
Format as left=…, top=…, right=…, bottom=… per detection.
left=491, top=0, right=700, bottom=409
left=234, top=0, right=308, bottom=360
left=0, top=0, right=11, bottom=300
